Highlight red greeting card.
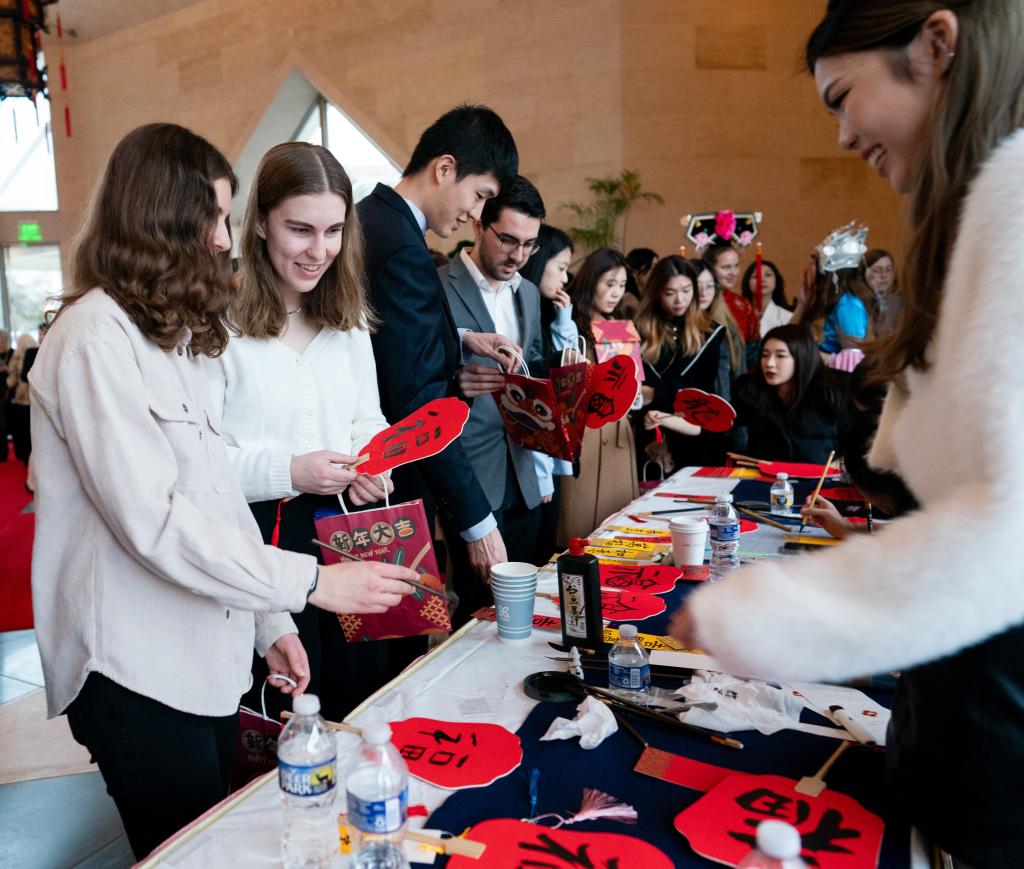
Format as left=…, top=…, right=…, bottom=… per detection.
left=314, top=499, right=450, bottom=643
left=675, top=773, right=884, bottom=869
left=673, top=388, right=737, bottom=433
left=447, top=819, right=674, bottom=869
left=592, top=319, right=645, bottom=382
left=390, top=718, right=522, bottom=790
left=599, top=563, right=691, bottom=594
left=357, top=397, right=470, bottom=476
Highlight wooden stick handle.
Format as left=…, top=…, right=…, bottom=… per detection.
left=813, top=738, right=850, bottom=781
left=281, top=710, right=362, bottom=735
left=736, top=506, right=791, bottom=532
left=800, top=450, right=836, bottom=533
left=311, top=536, right=364, bottom=563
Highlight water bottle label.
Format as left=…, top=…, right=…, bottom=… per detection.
left=278, top=758, right=337, bottom=798
left=710, top=520, right=739, bottom=543
left=346, top=787, right=408, bottom=834
left=771, top=492, right=793, bottom=509
left=609, top=662, right=650, bottom=690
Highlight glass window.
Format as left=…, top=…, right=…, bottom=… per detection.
left=2, top=245, right=62, bottom=340
left=0, top=96, right=59, bottom=212
left=297, top=100, right=401, bottom=202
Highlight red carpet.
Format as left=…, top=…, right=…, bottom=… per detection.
left=0, top=442, right=34, bottom=631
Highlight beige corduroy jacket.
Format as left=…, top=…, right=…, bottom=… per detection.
left=29, top=289, right=315, bottom=718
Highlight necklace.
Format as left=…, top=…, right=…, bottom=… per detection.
left=286, top=308, right=303, bottom=316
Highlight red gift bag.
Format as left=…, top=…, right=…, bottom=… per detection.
left=230, top=677, right=287, bottom=791
left=313, top=497, right=451, bottom=642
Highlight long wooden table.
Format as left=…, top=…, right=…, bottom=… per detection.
left=139, top=468, right=927, bottom=868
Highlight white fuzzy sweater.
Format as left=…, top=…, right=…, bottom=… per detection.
left=690, top=128, right=1024, bottom=682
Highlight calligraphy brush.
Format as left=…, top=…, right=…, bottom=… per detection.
left=635, top=507, right=707, bottom=517
left=311, top=538, right=453, bottom=602
left=736, top=506, right=792, bottom=532
left=798, top=450, right=836, bottom=534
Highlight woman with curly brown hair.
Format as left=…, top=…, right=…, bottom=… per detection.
left=28, top=123, right=415, bottom=860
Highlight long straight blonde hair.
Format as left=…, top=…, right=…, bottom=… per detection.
left=233, top=142, right=375, bottom=337
left=806, top=0, right=1024, bottom=381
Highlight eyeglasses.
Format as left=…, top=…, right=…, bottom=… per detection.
left=488, top=224, right=540, bottom=256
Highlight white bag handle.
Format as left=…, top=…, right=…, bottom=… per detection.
left=261, top=673, right=297, bottom=722
left=337, top=473, right=390, bottom=514
left=499, top=344, right=531, bottom=378
left=560, top=335, right=587, bottom=367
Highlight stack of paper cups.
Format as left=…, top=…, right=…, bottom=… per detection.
left=670, top=517, right=708, bottom=566
left=489, top=561, right=539, bottom=645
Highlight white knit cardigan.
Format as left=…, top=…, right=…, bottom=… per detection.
left=689, top=127, right=1024, bottom=682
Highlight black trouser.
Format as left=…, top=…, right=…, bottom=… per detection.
left=8, top=403, right=30, bottom=463
left=66, top=672, right=237, bottom=861
left=445, top=463, right=542, bottom=627
left=245, top=494, right=425, bottom=723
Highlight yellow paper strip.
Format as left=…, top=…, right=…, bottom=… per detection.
left=603, top=626, right=688, bottom=652
left=608, top=525, right=670, bottom=537
left=784, top=535, right=840, bottom=546
left=586, top=546, right=650, bottom=560
left=593, top=537, right=666, bottom=552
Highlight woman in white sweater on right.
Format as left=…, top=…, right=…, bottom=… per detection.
left=672, top=3, right=1024, bottom=866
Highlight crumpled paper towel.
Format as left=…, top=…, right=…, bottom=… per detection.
left=675, top=671, right=804, bottom=735
left=539, top=695, right=618, bottom=749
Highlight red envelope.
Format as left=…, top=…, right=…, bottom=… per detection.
left=314, top=499, right=451, bottom=642
left=592, top=319, right=645, bottom=382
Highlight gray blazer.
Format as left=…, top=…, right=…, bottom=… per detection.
left=439, top=255, right=545, bottom=513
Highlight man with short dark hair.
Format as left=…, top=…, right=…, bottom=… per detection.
left=358, top=105, right=521, bottom=591
left=438, top=176, right=549, bottom=622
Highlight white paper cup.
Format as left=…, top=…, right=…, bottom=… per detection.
left=670, top=517, right=708, bottom=566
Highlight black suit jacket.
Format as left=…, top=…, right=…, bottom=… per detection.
left=357, top=183, right=491, bottom=532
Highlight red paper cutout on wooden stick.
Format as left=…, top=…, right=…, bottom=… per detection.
left=600, top=589, right=666, bottom=622
left=357, top=397, right=469, bottom=476
left=759, top=461, right=842, bottom=479
left=389, top=718, right=521, bottom=790
left=740, top=518, right=758, bottom=534
left=447, top=818, right=675, bottom=869
left=673, top=388, right=737, bottom=433
left=599, top=563, right=686, bottom=594
left=585, top=355, right=640, bottom=429
left=675, top=773, right=885, bottom=869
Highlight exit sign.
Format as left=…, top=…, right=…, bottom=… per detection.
left=18, top=222, right=43, bottom=243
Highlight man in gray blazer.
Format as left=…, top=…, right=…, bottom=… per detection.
left=439, top=176, right=549, bottom=622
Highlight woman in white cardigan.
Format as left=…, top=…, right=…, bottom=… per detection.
left=208, top=142, right=405, bottom=721
left=30, top=124, right=414, bottom=861
left=673, top=4, right=1024, bottom=865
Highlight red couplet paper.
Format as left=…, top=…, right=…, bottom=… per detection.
left=759, top=461, right=842, bottom=480
left=820, top=485, right=865, bottom=502
left=389, top=718, right=522, bottom=790
left=357, top=397, right=469, bottom=476
left=740, top=518, right=758, bottom=534
left=591, top=319, right=646, bottom=383
left=600, top=589, right=667, bottom=622
left=585, top=355, right=640, bottom=429
left=447, top=818, right=675, bottom=869
left=599, top=563, right=687, bottom=594
left=675, top=773, right=885, bottom=869
left=673, top=388, right=737, bottom=434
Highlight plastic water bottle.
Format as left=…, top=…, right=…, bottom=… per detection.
left=770, top=473, right=794, bottom=516
left=736, top=820, right=807, bottom=868
left=608, top=624, right=651, bottom=702
left=709, top=493, right=740, bottom=580
left=278, top=694, right=338, bottom=869
left=345, top=722, right=410, bottom=869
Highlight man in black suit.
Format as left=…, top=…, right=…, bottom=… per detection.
left=358, top=105, right=521, bottom=610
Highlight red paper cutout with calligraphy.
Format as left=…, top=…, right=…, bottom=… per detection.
left=585, top=355, right=640, bottom=429
left=675, top=773, right=884, bottom=869
left=389, top=718, right=522, bottom=790
left=601, top=589, right=666, bottom=622
left=357, top=397, right=470, bottom=476
left=759, top=461, right=842, bottom=480
left=592, top=319, right=646, bottom=382
left=740, top=518, right=757, bottom=534
left=599, top=563, right=687, bottom=594
left=447, top=818, right=674, bottom=869
left=673, top=388, right=737, bottom=433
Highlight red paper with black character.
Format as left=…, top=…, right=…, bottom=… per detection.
left=493, top=355, right=640, bottom=461
left=314, top=499, right=451, bottom=643
left=674, top=773, right=884, bottom=869
left=592, top=318, right=645, bottom=382
left=447, top=819, right=674, bottom=869
left=600, top=589, right=667, bottom=621
left=674, top=388, right=737, bottom=433
left=357, top=397, right=470, bottom=476
left=599, top=563, right=701, bottom=594
left=390, top=718, right=522, bottom=790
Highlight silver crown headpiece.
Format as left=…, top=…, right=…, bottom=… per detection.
left=817, top=221, right=868, bottom=273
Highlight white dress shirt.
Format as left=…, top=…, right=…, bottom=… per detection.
left=460, top=248, right=523, bottom=348
left=207, top=327, right=389, bottom=503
